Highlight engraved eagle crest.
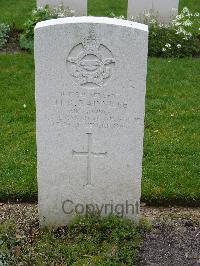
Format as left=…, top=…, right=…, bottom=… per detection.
left=66, top=31, right=115, bottom=88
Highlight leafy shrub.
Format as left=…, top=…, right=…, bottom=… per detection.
left=112, top=7, right=200, bottom=58
left=20, top=5, right=74, bottom=52
left=132, top=7, right=200, bottom=58
left=0, top=23, right=10, bottom=49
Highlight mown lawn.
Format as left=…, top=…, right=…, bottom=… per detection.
left=0, top=0, right=35, bottom=29
left=88, top=0, right=127, bottom=17
left=143, top=58, right=200, bottom=206
left=0, top=54, right=199, bottom=205
left=0, top=54, right=36, bottom=201
left=0, top=0, right=199, bottom=29
left=180, top=0, right=200, bottom=12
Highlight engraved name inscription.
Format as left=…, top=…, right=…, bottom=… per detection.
left=55, top=90, right=130, bottom=129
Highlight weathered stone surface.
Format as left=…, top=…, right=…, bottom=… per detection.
left=37, top=0, right=87, bottom=16
left=128, top=0, right=179, bottom=23
left=35, top=17, right=148, bottom=227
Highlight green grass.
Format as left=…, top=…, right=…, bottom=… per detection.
left=0, top=54, right=37, bottom=201
left=0, top=215, right=142, bottom=265
left=0, top=0, right=36, bottom=29
left=0, top=54, right=199, bottom=205
left=179, top=0, right=200, bottom=12
left=0, top=0, right=199, bottom=29
left=143, top=58, right=200, bottom=206
left=88, top=0, right=127, bottom=17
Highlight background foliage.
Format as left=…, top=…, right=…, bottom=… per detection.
left=0, top=23, right=10, bottom=49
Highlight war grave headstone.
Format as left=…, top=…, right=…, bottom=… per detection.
left=37, top=0, right=87, bottom=16
left=128, top=0, right=179, bottom=23
left=35, top=17, right=148, bottom=227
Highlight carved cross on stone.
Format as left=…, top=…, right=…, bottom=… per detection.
left=72, top=133, right=107, bottom=186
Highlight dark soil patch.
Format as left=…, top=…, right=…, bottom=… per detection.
left=138, top=207, right=200, bottom=266
left=138, top=220, right=200, bottom=265
left=0, top=28, right=25, bottom=54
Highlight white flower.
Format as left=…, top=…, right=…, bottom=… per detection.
left=58, top=13, right=65, bottom=17
left=182, top=7, right=190, bottom=14
left=23, top=104, right=27, bottom=109
left=151, top=19, right=156, bottom=24
left=175, top=14, right=184, bottom=20
left=175, top=27, right=192, bottom=38
left=183, top=19, right=192, bottom=26
left=174, top=22, right=181, bottom=26
left=165, top=43, right=171, bottom=48
left=162, top=48, right=167, bottom=52
left=37, top=6, right=44, bottom=11
left=177, top=44, right=181, bottom=48
left=144, top=11, right=151, bottom=18
left=32, top=9, right=37, bottom=15
left=195, top=12, right=199, bottom=17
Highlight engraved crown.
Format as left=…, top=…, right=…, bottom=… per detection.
left=82, top=31, right=99, bottom=54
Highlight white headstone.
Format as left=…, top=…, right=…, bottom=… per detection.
left=37, top=0, right=87, bottom=16
left=35, top=17, right=148, bottom=227
left=128, top=0, right=179, bottom=23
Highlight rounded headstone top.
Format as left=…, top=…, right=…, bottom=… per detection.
left=35, top=16, right=148, bottom=32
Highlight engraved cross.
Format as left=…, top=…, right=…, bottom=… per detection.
left=72, top=133, right=107, bottom=186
